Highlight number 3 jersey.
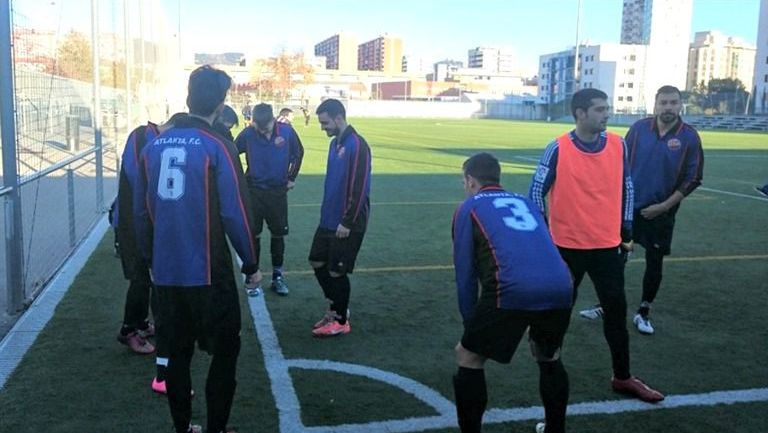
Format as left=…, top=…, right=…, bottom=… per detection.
left=135, top=116, right=258, bottom=287
left=452, top=185, right=573, bottom=322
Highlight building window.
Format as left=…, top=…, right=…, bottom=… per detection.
left=628, top=68, right=635, bottom=75
left=619, top=82, right=625, bottom=88
left=630, top=54, right=636, bottom=61
left=627, top=82, right=634, bottom=88
left=618, top=96, right=624, bottom=101
left=627, top=96, right=633, bottom=102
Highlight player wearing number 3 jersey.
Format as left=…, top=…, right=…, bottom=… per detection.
left=528, top=88, right=664, bottom=406
left=451, top=153, right=573, bottom=433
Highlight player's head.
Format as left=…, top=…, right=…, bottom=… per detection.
left=462, top=152, right=500, bottom=195
left=316, top=98, right=346, bottom=137
left=216, top=104, right=239, bottom=130
left=277, top=108, right=294, bottom=124
left=654, top=85, right=682, bottom=124
left=279, top=108, right=293, bottom=117
left=252, top=103, right=275, bottom=135
left=186, top=65, right=231, bottom=118
left=571, top=88, right=609, bottom=133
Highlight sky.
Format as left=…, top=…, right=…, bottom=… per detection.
left=178, top=0, right=762, bottom=74
left=14, top=0, right=763, bottom=76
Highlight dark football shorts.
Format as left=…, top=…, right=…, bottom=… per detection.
left=308, top=227, right=365, bottom=274
left=461, top=299, right=571, bottom=364
left=632, top=207, right=677, bottom=256
left=250, top=187, right=289, bottom=236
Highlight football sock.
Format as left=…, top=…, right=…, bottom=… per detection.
left=453, top=367, right=487, bottom=433
left=329, top=274, right=351, bottom=324
left=313, top=265, right=333, bottom=300
left=538, top=360, right=569, bottom=433
left=270, top=236, right=285, bottom=268
left=272, top=266, right=283, bottom=281
left=156, top=357, right=169, bottom=381
left=637, top=301, right=652, bottom=318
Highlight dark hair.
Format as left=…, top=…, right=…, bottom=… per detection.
left=186, top=65, right=231, bottom=116
left=655, top=85, right=681, bottom=100
left=252, top=103, right=274, bottom=128
left=463, top=153, right=500, bottom=186
left=279, top=108, right=293, bottom=116
left=218, top=105, right=239, bottom=127
left=571, top=88, right=608, bottom=119
left=165, top=112, right=187, bottom=125
left=315, top=98, right=346, bottom=119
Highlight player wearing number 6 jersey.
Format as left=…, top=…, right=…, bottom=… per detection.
left=135, top=65, right=260, bottom=433
left=528, top=88, right=664, bottom=405
left=452, top=153, right=573, bottom=433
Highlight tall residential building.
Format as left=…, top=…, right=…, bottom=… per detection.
left=687, top=31, right=756, bottom=91
left=314, top=33, right=358, bottom=72
left=539, top=44, right=648, bottom=114
left=620, top=0, right=693, bottom=106
left=402, top=55, right=432, bottom=77
left=467, top=47, right=515, bottom=73
left=754, top=0, right=768, bottom=114
left=432, top=60, right=463, bottom=81
left=358, top=35, right=403, bottom=74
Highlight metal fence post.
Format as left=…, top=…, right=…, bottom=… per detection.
left=67, top=169, right=76, bottom=247
left=0, top=0, right=26, bottom=313
left=66, top=114, right=80, bottom=151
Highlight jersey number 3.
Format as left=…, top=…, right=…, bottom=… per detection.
left=493, top=197, right=538, bottom=231
left=157, top=148, right=187, bottom=200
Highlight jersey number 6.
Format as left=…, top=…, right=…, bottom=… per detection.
left=493, top=197, right=538, bottom=231
left=157, top=147, right=187, bottom=200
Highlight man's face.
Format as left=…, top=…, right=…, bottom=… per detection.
left=578, top=98, right=610, bottom=133
left=655, top=92, right=681, bottom=124
left=317, top=112, right=341, bottom=137
left=256, top=119, right=274, bottom=137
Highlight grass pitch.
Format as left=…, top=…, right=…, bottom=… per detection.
left=0, top=118, right=766, bottom=433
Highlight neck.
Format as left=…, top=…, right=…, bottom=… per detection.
left=189, top=112, right=216, bottom=126
left=656, top=117, right=676, bottom=135
left=574, top=125, right=598, bottom=143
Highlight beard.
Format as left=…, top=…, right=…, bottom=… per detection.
left=659, top=112, right=678, bottom=124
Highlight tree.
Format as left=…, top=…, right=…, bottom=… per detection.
left=56, top=31, right=92, bottom=82
left=249, top=51, right=315, bottom=103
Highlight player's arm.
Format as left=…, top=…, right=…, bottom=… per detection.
left=287, top=128, right=304, bottom=184
left=621, top=137, right=634, bottom=245
left=340, top=136, right=371, bottom=229
left=528, top=140, right=559, bottom=217
left=452, top=204, right=478, bottom=323
left=212, top=138, right=259, bottom=275
left=233, top=128, right=248, bottom=154
left=132, top=150, right=153, bottom=263
left=677, top=130, right=704, bottom=198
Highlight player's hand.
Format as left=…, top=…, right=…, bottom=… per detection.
left=335, top=223, right=351, bottom=238
left=640, top=203, right=667, bottom=220
left=245, top=270, right=263, bottom=289
left=286, top=180, right=296, bottom=190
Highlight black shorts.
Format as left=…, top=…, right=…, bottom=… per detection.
left=461, top=299, right=571, bottom=364
left=308, top=227, right=365, bottom=274
left=633, top=207, right=677, bottom=255
left=250, top=187, right=289, bottom=236
left=154, top=281, right=241, bottom=356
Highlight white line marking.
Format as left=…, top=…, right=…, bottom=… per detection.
left=246, top=284, right=768, bottom=433
left=699, top=187, right=768, bottom=201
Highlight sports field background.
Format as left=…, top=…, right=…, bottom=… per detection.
left=0, top=118, right=766, bottom=432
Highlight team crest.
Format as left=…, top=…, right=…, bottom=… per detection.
left=274, top=136, right=286, bottom=147
left=667, top=138, right=681, bottom=150
left=337, top=146, right=346, bottom=158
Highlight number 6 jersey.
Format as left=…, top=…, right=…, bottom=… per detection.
left=452, top=185, right=573, bottom=322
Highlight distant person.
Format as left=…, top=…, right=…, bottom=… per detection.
left=113, top=112, right=187, bottom=396
left=755, top=183, right=768, bottom=198
left=452, top=153, right=573, bottom=433
left=276, top=107, right=294, bottom=124
left=579, top=85, right=704, bottom=336
left=234, top=103, right=304, bottom=296
left=528, top=88, right=664, bottom=403
left=242, top=103, right=252, bottom=123
left=309, top=98, right=371, bottom=337
left=213, top=104, right=239, bottom=141
left=300, top=106, right=310, bottom=126
left=135, top=65, right=261, bottom=433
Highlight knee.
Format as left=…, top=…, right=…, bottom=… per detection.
left=310, top=261, right=325, bottom=269
left=455, top=342, right=485, bottom=369
left=329, top=270, right=347, bottom=278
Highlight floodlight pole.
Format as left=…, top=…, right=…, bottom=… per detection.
left=0, top=0, right=26, bottom=313
left=91, top=0, right=104, bottom=211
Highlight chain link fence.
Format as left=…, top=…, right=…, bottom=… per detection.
left=1, top=0, right=180, bottom=332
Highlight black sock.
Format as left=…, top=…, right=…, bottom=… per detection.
left=453, top=367, right=487, bottom=433
left=330, top=275, right=351, bottom=324
left=538, top=360, right=569, bottom=433
left=270, top=236, right=285, bottom=269
left=156, top=364, right=167, bottom=382
left=120, top=325, right=134, bottom=336
left=313, top=265, right=333, bottom=300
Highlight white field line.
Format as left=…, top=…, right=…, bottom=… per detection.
left=247, top=289, right=768, bottom=433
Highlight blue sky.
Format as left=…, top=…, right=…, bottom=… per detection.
left=179, top=0, right=761, bottom=74
left=16, top=0, right=763, bottom=75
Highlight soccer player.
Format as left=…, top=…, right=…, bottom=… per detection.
left=276, top=107, right=294, bottom=124
left=580, top=85, right=704, bottom=335
left=213, top=104, right=239, bottom=141
left=113, top=112, right=187, bottom=394
left=234, top=103, right=304, bottom=296
left=529, top=88, right=664, bottom=402
left=452, top=153, right=573, bottom=433
left=135, top=65, right=260, bottom=433
left=300, top=106, right=310, bottom=126
left=309, top=98, right=371, bottom=337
